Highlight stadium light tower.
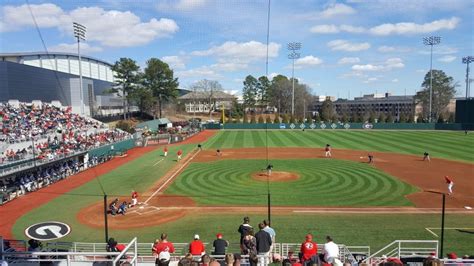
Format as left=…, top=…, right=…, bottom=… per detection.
left=288, top=42, right=301, bottom=116
left=73, top=22, right=86, bottom=115
left=462, top=56, right=473, bottom=99
left=423, top=36, right=441, bottom=122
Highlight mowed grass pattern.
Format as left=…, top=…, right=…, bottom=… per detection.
left=165, top=159, right=418, bottom=206
left=204, top=130, right=474, bottom=162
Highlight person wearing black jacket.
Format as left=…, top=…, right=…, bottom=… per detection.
left=237, top=216, right=252, bottom=246
left=255, top=223, right=272, bottom=266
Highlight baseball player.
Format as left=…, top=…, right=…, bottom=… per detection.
left=177, top=150, right=183, bottom=161
left=445, top=176, right=454, bottom=195
left=216, top=149, right=222, bottom=157
left=423, top=152, right=430, bottom=162
left=163, top=146, right=168, bottom=157
left=368, top=154, right=374, bottom=164
left=325, top=144, right=332, bottom=158
left=266, top=164, right=273, bottom=176
left=197, top=144, right=202, bottom=151
left=131, top=190, right=138, bottom=207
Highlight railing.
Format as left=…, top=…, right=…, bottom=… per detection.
left=362, top=240, right=439, bottom=265
left=113, top=237, right=138, bottom=266
left=280, top=243, right=361, bottom=264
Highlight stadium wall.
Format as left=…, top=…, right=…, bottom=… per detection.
left=87, top=139, right=136, bottom=157
left=204, top=123, right=470, bottom=130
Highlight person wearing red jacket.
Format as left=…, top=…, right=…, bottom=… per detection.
left=189, top=234, right=206, bottom=256
left=177, top=150, right=183, bottom=161
left=300, top=234, right=318, bottom=265
left=152, top=233, right=175, bottom=266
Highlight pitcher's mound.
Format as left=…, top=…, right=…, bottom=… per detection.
left=251, top=171, right=300, bottom=182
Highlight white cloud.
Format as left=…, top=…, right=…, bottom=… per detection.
left=378, top=46, right=396, bottom=52
left=0, top=4, right=179, bottom=47
left=420, top=46, right=458, bottom=55
left=352, top=58, right=404, bottom=72
left=310, top=24, right=364, bottom=34
left=369, top=17, right=460, bottom=35
left=269, top=73, right=279, bottom=80
left=438, top=55, right=456, bottom=63
left=310, top=24, right=340, bottom=34
left=327, top=40, right=370, bottom=52
left=310, top=17, right=459, bottom=36
left=191, top=41, right=280, bottom=61
left=363, top=77, right=378, bottom=83
left=49, top=43, right=103, bottom=53
left=294, top=55, right=323, bottom=69
left=392, top=78, right=399, bottom=83
left=176, top=65, right=221, bottom=79
left=320, top=3, right=356, bottom=18
left=210, top=62, right=248, bottom=72
left=161, top=55, right=186, bottom=69
left=338, top=57, right=360, bottom=64
left=156, top=0, right=208, bottom=11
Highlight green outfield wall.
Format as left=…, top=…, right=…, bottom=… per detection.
left=88, top=138, right=136, bottom=157
left=204, top=122, right=473, bottom=130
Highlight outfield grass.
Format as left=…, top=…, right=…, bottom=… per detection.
left=204, top=130, right=474, bottom=162
left=164, top=159, right=418, bottom=206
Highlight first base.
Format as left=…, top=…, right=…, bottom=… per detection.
left=465, top=206, right=472, bottom=210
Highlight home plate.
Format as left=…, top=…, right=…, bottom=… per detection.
left=465, top=206, right=472, bottom=210
left=139, top=206, right=145, bottom=209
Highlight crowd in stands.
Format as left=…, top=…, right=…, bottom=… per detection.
left=0, top=154, right=112, bottom=204
left=0, top=102, right=129, bottom=165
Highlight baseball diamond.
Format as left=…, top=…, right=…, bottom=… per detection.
left=2, top=129, right=473, bottom=256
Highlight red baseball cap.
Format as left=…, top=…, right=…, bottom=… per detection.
left=216, top=233, right=223, bottom=238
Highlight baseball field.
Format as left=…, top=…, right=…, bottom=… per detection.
left=2, top=130, right=473, bottom=255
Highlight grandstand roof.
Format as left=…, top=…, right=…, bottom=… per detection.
left=0, top=52, right=113, bottom=66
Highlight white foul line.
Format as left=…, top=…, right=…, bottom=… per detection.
left=144, top=149, right=200, bottom=204
left=425, top=228, right=439, bottom=238
left=153, top=158, right=164, bottom=166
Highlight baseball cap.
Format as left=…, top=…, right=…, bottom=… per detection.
left=194, top=234, right=200, bottom=240
left=305, top=234, right=312, bottom=240
left=216, top=233, right=223, bottom=238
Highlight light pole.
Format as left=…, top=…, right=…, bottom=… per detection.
left=73, top=22, right=86, bottom=115
left=288, top=42, right=301, bottom=117
left=425, top=190, right=446, bottom=257
left=423, top=36, right=441, bottom=122
left=462, top=56, right=473, bottom=99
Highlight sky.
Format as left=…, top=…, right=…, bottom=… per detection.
left=0, top=0, right=472, bottom=99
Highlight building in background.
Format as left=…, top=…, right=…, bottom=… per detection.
left=178, top=91, right=236, bottom=113
left=0, top=52, right=125, bottom=117
left=312, top=93, right=416, bottom=121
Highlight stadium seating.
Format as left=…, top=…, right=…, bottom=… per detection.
left=0, top=101, right=131, bottom=204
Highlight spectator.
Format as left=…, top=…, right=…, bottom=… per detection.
left=189, top=234, right=205, bottom=256
left=238, top=217, right=252, bottom=249
left=262, top=220, right=275, bottom=254
left=255, top=223, right=272, bottom=266
left=322, top=236, right=339, bottom=264
left=152, top=233, right=175, bottom=266
left=299, top=234, right=318, bottom=266
left=212, top=233, right=228, bottom=256
left=242, top=231, right=258, bottom=266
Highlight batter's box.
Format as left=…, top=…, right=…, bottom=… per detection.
left=128, top=204, right=161, bottom=216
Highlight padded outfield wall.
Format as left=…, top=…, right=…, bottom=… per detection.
left=204, top=122, right=473, bottom=130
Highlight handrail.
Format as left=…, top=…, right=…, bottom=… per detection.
left=113, top=237, right=137, bottom=266
left=362, top=240, right=438, bottom=263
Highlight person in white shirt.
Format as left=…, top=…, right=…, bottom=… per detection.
left=323, top=236, right=339, bottom=264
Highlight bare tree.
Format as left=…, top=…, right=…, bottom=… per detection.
left=189, top=79, right=223, bottom=119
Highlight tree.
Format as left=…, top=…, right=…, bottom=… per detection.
left=250, top=115, right=257, bottom=124
left=234, top=113, right=241, bottom=123
left=258, top=116, right=264, bottom=123
left=289, top=115, right=296, bottom=124
left=243, top=113, right=249, bottom=123
left=257, top=76, right=271, bottom=108
left=281, top=114, right=289, bottom=123
left=189, top=79, right=223, bottom=118
left=415, top=70, right=457, bottom=121
left=340, top=112, right=349, bottom=123
left=407, top=115, right=414, bottom=123
left=320, top=99, right=335, bottom=122
left=266, top=116, right=272, bottom=124
left=399, top=113, right=407, bottom=123
left=269, top=75, right=293, bottom=114
left=111, top=58, right=141, bottom=120
left=129, top=86, right=154, bottom=118
left=378, top=113, right=386, bottom=123
left=416, top=113, right=424, bottom=123
left=350, top=113, right=358, bottom=123
left=143, top=58, right=179, bottom=118
left=273, top=116, right=280, bottom=124
left=243, top=75, right=258, bottom=111
left=386, top=113, right=395, bottom=123
left=368, top=112, right=376, bottom=123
